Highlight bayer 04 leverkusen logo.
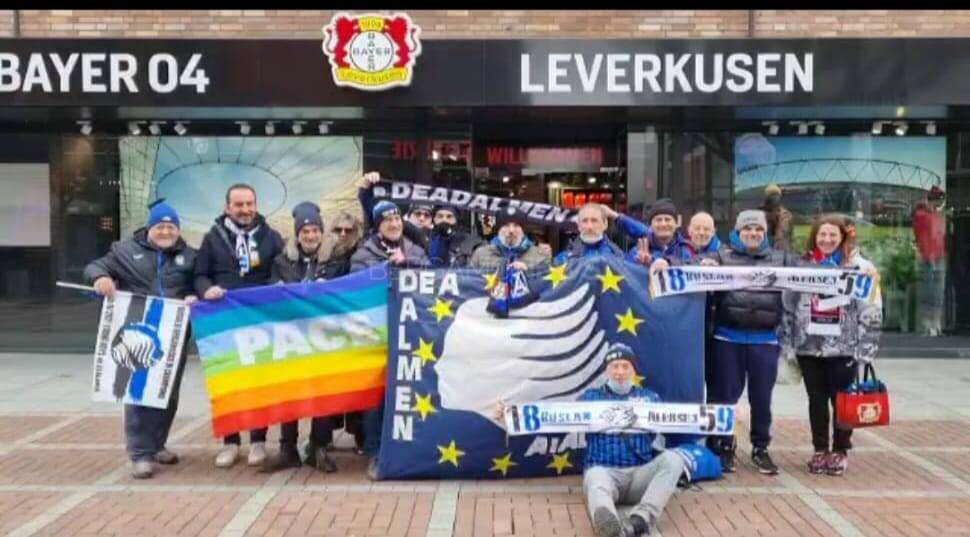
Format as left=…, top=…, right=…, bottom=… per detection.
left=322, top=12, right=422, bottom=91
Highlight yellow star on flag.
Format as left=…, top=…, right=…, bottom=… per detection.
left=595, top=265, right=625, bottom=294
left=489, top=453, right=518, bottom=477
left=615, top=308, right=645, bottom=336
left=437, top=440, right=465, bottom=467
left=544, top=264, right=569, bottom=289
left=631, top=374, right=644, bottom=387
left=413, top=338, right=437, bottom=365
left=483, top=271, right=499, bottom=291
left=427, top=298, right=454, bottom=323
left=547, top=452, right=573, bottom=475
left=412, top=392, right=437, bottom=421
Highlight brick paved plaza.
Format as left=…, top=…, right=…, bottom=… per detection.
left=0, top=354, right=968, bottom=537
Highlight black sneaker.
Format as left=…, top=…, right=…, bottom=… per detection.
left=751, top=448, right=779, bottom=475
left=258, top=444, right=302, bottom=473
left=625, top=514, right=651, bottom=536
left=720, top=448, right=737, bottom=473
left=310, top=445, right=337, bottom=473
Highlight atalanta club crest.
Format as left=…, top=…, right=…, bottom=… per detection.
left=322, top=12, right=422, bottom=91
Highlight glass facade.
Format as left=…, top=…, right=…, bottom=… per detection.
left=1, top=117, right=968, bottom=352
left=647, top=130, right=964, bottom=335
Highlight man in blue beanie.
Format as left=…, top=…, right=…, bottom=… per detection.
left=349, top=200, right=428, bottom=480
left=84, top=200, right=198, bottom=479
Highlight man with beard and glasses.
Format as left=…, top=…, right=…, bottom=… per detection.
left=85, top=201, right=198, bottom=479
left=194, top=183, right=284, bottom=469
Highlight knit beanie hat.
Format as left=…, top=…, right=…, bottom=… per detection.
left=494, top=210, right=518, bottom=230
left=147, top=201, right=180, bottom=229
left=735, top=209, right=768, bottom=231
left=407, top=202, right=434, bottom=216
left=646, top=198, right=677, bottom=224
left=434, top=204, right=460, bottom=220
left=292, top=201, right=323, bottom=235
left=372, top=200, right=401, bottom=229
left=604, top=342, right=637, bottom=369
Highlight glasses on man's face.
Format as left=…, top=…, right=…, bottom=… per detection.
left=333, top=227, right=354, bottom=235
left=411, top=211, right=432, bottom=219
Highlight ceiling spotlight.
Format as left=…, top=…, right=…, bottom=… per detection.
left=502, top=176, right=510, bottom=183
left=796, top=122, right=808, bottom=136
left=926, top=121, right=937, bottom=136
left=318, top=121, right=331, bottom=135
left=588, top=176, right=597, bottom=184
left=762, top=121, right=779, bottom=136
left=871, top=121, right=884, bottom=135
left=431, top=150, right=440, bottom=161
left=894, top=121, right=908, bottom=136
left=173, top=121, right=187, bottom=136
left=236, top=121, right=251, bottom=135
left=127, top=121, right=141, bottom=136
left=78, top=121, right=92, bottom=136
left=265, top=121, right=275, bottom=136
left=148, top=122, right=162, bottom=136
left=814, top=123, right=825, bottom=136
left=291, top=121, right=305, bottom=135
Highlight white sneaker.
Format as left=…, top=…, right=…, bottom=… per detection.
left=215, top=445, right=239, bottom=468
left=248, top=442, right=267, bottom=466
left=131, top=459, right=154, bottom=479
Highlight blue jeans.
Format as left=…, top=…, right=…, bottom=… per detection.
left=362, top=403, right=384, bottom=457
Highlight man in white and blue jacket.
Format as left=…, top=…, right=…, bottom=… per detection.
left=579, top=343, right=686, bottom=537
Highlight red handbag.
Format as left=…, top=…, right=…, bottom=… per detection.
left=835, top=363, right=890, bottom=428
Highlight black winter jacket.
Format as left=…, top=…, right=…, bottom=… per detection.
left=84, top=228, right=196, bottom=298
left=271, top=236, right=354, bottom=283
left=193, top=214, right=284, bottom=294
left=702, top=233, right=795, bottom=331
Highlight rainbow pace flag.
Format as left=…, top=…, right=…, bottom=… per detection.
left=189, top=268, right=389, bottom=438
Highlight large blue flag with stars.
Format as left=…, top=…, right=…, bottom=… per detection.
left=376, top=256, right=706, bottom=480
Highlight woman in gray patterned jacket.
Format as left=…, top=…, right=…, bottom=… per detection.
left=779, top=214, right=882, bottom=477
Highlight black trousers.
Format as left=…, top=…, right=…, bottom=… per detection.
left=279, top=416, right=335, bottom=447
left=223, top=428, right=267, bottom=445
left=797, top=355, right=856, bottom=453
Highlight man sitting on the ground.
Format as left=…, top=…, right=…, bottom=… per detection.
left=495, top=343, right=685, bottom=537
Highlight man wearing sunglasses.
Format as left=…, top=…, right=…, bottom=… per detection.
left=405, top=203, right=435, bottom=231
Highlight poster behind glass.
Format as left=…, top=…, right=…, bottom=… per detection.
left=119, top=136, right=363, bottom=247
left=734, top=135, right=947, bottom=334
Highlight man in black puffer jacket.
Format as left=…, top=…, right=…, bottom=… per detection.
left=84, top=201, right=197, bottom=480
left=700, top=209, right=795, bottom=476
left=194, top=183, right=284, bottom=469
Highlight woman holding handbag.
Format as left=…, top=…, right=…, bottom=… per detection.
left=780, top=214, right=882, bottom=476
